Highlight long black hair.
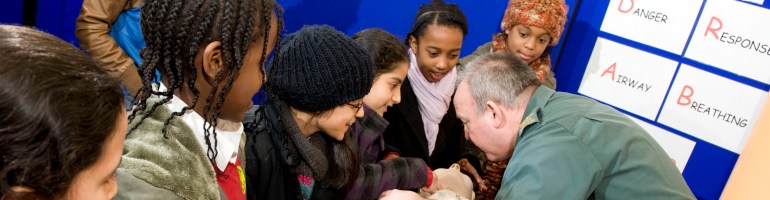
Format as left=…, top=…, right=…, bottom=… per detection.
left=0, top=25, right=123, bottom=199
left=129, top=0, right=284, bottom=164
left=404, top=0, right=468, bottom=46
left=352, top=28, right=409, bottom=77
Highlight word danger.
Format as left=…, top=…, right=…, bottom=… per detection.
left=618, top=0, right=668, bottom=24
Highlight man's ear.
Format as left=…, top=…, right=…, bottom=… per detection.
left=201, top=41, right=223, bottom=84
left=409, top=36, right=418, bottom=53
left=486, top=101, right=506, bottom=129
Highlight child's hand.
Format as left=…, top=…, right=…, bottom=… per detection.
left=383, top=152, right=400, bottom=160
left=379, top=189, right=425, bottom=200
left=457, top=158, right=487, bottom=192
left=420, top=171, right=443, bottom=194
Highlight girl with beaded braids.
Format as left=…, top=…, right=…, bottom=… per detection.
left=244, top=25, right=373, bottom=199
left=382, top=0, right=487, bottom=193
left=116, top=0, right=282, bottom=199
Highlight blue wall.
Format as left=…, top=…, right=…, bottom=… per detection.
left=0, top=0, right=577, bottom=59
left=0, top=0, right=82, bottom=46
left=34, top=0, right=84, bottom=46
left=282, top=0, right=511, bottom=57
left=281, top=0, right=577, bottom=66
left=0, top=0, right=24, bottom=25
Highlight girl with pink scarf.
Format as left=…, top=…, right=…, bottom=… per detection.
left=382, top=0, right=487, bottom=195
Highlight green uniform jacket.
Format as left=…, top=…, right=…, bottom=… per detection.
left=497, top=86, right=695, bottom=200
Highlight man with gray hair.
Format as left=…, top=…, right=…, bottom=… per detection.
left=453, top=52, right=695, bottom=199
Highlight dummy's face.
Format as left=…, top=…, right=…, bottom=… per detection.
left=65, top=110, right=127, bottom=200
left=410, top=25, right=463, bottom=83
left=363, top=61, right=408, bottom=116
left=505, top=25, right=551, bottom=65
left=317, top=99, right=365, bottom=141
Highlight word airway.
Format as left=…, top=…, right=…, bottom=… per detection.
left=613, top=74, right=652, bottom=92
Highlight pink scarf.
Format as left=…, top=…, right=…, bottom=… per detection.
left=407, top=49, right=457, bottom=155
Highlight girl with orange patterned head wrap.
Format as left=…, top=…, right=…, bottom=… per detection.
left=492, top=0, right=568, bottom=87
left=460, top=0, right=567, bottom=89
left=463, top=1, right=568, bottom=199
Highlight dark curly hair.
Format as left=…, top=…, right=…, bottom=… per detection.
left=0, top=25, right=124, bottom=199
left=352, top=28, right=409, bottom=77
left=130, top=0, right=284, bottom=164
left=404, top=0, right=468, bottom=46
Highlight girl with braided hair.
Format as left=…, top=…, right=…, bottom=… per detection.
left=382, top=0, right=487, bottom=193
left=116, top=0, right=282, bottom=199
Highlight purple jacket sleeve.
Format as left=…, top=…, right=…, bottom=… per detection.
left=345, top=157, right=429, bottom=200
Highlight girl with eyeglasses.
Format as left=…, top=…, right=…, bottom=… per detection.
left=244, top=25, right=374, bottom=199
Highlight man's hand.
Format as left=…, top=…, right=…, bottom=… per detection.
left=457, top=158, right=488, bottom=192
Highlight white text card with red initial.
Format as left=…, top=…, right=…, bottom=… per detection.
left=658, top=65, right=768, bottom=153
left=579, top=38, right=678, bottom=120
left=685, top=0, right=770, bottom=84
left=601, top=0, right=703, bottom=54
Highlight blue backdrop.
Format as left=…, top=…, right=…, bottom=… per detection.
left=5, top=0, right=770, bottom=199
left=0, top=0, right=577, bottom=65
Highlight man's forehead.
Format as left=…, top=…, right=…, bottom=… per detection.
left=454, top=82, right=471, bottom=109
left=453, top=82, right=466, bottom=102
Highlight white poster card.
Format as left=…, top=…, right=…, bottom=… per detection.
left=579, top=38, right=678, bottom=120
left=685, top=0, right=770, bottom=84
left=601, top=0, right=703, bottom=54
left=658, top=65, right=767, bottom=153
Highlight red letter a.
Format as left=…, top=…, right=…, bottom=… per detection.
left=601, top=63, right=617, bottom=81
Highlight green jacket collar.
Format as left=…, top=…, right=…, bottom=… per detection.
left=518, top=86, right=556, bottom=137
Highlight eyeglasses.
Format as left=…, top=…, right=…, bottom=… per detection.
left=346, top=102, right=363, bottom=113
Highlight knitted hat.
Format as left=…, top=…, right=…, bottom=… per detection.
left=269, top=25, right=374, bottom=112
left=499, top=0, right=568, bottom=46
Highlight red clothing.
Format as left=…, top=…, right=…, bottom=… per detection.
left=215, top=158, right=246, bottom=200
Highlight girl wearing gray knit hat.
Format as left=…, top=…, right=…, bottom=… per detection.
left=245, top=25, right=374, bottom=199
